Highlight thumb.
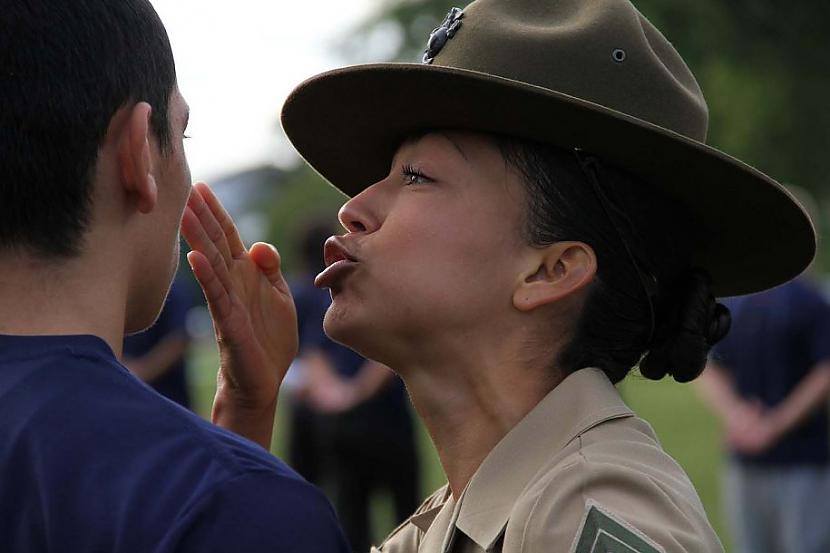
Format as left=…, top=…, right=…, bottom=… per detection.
left=249, top=242, right=285, bottom=287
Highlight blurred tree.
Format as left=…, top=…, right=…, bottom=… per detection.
left=351, top=0, right=830, bottom=200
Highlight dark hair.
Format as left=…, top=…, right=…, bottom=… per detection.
left=498, top=138, right=731, bottom=384
left=0, top=0, right=177, bottom=258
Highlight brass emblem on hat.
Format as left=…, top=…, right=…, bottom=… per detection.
left=422, top=7, right=464, bottom=64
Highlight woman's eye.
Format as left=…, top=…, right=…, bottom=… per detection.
left=402, top=164, right=432, bottom=186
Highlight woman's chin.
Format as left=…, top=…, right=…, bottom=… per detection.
left=322, top=303, right=360, bottom=346
left=323, top=306, right=391, bottom=360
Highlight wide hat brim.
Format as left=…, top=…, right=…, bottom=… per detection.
left=281, top=62, right=815, bottom=298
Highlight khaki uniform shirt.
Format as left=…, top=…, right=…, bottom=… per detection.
left=373, top=368, right=723, bottom=553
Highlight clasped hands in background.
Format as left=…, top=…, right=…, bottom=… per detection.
left=725, top=399, right=786, bottom=455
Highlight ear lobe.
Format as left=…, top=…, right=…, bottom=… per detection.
left=117, top=102, right=157, bottom=214
left=513, top=242, right=596, bottom=312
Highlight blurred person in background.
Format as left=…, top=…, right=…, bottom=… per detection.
left=0, top=1, right=348, bottom=551
left=698, top=187, right=830, bottom=553
left=289, top=221, right=420, bottom=552
left=123, top=274, right=194, bottom=409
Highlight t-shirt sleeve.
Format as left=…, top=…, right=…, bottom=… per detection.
left=176, top=470, right=349, bottom=553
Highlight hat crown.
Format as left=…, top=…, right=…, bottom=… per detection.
left=431, top=0, right=708, bottom=141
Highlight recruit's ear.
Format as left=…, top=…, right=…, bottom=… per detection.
left=117, top=102, right=157, bottom=214
left=513, top=241, right=597, bottom=311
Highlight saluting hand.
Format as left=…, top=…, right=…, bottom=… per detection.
left=181, top=182, right=298, bottom=449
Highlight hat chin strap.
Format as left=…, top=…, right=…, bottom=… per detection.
left=573, top=149, right=658, bottom=349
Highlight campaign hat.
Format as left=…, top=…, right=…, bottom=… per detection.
left=281, top=0, right=815, bottom=296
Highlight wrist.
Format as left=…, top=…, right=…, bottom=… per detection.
left=765, top=409, right=788, bottom=440
left=213, top=386, right=274, bottom=413
left=214, top=362, right=280, bottom=410
left=212, top=387, right=277, bottom=450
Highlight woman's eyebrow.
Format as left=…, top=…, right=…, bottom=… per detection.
left=437, top=132, right=468, bottom=162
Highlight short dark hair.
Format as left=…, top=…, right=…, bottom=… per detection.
left=498, top=138, right=730, bottom=384
left=0, top=0, right=177, bottom=258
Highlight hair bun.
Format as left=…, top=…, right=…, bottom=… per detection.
left=639, top=269, right=732, bottom=383
left=706, top=302, right=732, bottom=345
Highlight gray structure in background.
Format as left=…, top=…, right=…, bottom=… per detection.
left=212, top=165, right=284, bottom=245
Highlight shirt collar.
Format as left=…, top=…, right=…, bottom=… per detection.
left=454, top=367, right=633, bottom=551
left=0, top=333, right=115, bottom=360
left=410, top=487, right=452, bottom=532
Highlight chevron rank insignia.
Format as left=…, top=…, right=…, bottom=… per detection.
left=569, top=501, right=665, bottom=553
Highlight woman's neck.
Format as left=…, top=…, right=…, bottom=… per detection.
left=399, top=337, right=564, bottom=497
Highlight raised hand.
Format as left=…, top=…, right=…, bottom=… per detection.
left=181, top=182, right=298, bottom=448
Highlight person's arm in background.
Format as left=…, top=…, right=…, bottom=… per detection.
left=741, top=281, right=830, bottom=453
left=755, top=361, right=830, bottom=445
left=350, top=360, right=394, bottom=404
left=123, top=332, right=189, bottom=383
left=700, top=282, right=830, bottom=455
left=700, top=359, right=830, bottom=455
left=697, top=362, right=748, bottom=423
left=302, top=352, right=394, bottom=413
left=697, top=362, right=766, bottom=447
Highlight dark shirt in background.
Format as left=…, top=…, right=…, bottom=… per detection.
left=713, top=278, right=830, bottom=466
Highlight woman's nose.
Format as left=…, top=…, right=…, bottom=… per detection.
left=338, top=183, right=383, bottom=234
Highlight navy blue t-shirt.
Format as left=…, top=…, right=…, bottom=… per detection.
left=712, top=279, right=830, bottom=466
left=0, top=334, right=349, bottom=553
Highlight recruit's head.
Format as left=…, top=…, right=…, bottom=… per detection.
left=283, top=0, right=815, bottom=384
left=0, top=0, right=190, bottom=333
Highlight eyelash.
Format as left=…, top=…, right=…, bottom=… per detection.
left=401, top=164, right=432, bottom=185
left=183, top=134, right=191, bottom=140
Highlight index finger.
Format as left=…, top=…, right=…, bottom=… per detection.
left=193, top=182, right=246, bottom=258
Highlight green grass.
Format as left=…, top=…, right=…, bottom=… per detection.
left=189, top=343, right=730, bottom=550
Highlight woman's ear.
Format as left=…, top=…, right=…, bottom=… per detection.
left=117, top=102, right=157, bottom=214
left=513, top=241, right=597, bottom=312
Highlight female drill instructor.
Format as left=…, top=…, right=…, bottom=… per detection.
left=181, top=0, right=814, bottom=551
